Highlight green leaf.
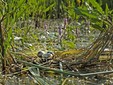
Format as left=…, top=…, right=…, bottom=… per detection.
left=43, top=3, right=55, bottom=12
left=89, top=0, right=104, bottom=14
left=68, top=8, right=75, bottom=18
left=75, top=7, right=98, bottom=19
left=63, top=40, right=75, bottom=49
left=91, top=24, right=103, bottom=31
left=17, top=0, right=25, bottom=8
left=4, top=28, right=13, bottom=53
left=105, top=3, right=109, bottom=17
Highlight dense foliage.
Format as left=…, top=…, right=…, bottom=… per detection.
left=0, top=0, right=113, bottom=84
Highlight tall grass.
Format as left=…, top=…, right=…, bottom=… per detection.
left=0, top=0, right=113, bottom=76
left=0, top=0, right=27, bottom=74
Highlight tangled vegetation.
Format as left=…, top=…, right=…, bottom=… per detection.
left=0, top=0, right=113, bottom=85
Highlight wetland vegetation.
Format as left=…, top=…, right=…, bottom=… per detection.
left=0, top=0, right=113, bottom=85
